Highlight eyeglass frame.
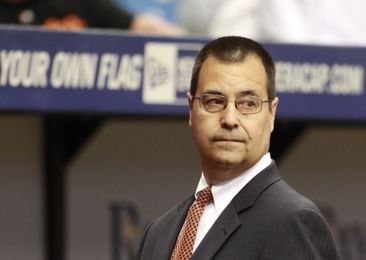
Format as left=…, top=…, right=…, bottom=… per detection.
left=191, top=93, right=273, bottom=115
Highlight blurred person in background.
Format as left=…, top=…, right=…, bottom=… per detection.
left=177, top=0, right=260, bottom=39
left=258, top=0, right=366, bottom=46
left=0, top=0, right=184, bottom=34
left=177, top=0, right=366, bottom=46
left=176, top=0, right=221, bottom=35
left=0, top=0, right=88, bottom=29
left=75, top=0, right=185, bottom=34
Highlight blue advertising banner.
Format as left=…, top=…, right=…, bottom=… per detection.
left=0, top=26, right=365, bottom=120
left=267, top=44, right=366, bottom=121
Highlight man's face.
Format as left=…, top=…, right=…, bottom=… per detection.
left=188, top=55, right=278, bottom=184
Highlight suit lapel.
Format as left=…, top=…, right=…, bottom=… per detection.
left=191, top=203, right=241, bottom=260
left=191, top=162, right=281, bottom=259
left=152, top=196, right=194, bottom=260
left=232, top=161, right=281, bottom=213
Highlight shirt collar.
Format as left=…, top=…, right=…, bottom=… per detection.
left=195, top=153, right=272, bottom=215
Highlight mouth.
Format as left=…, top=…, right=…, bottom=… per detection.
left=211, top=136, right=246, bottom=143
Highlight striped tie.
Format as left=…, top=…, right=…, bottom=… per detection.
left=171, top=186, right=213, bottom=260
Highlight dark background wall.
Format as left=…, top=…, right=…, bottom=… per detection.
left=1, top=116, right=365, bottom=260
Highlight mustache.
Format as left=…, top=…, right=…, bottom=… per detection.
left=211, top=133, right=246, bottom=143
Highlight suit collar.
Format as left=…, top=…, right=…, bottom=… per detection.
left=191, top=161, right=281, bottom=260
left=232, top=161, right=281, bottom=213
left=152, top=196, right=194, bottom=260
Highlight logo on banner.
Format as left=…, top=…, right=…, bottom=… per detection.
left=145, top=56, right=168, bottom=88
left=143, top=42, right=202, bottom=105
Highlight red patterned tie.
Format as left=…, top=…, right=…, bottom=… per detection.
left=171, top=186, right=213, bottom=260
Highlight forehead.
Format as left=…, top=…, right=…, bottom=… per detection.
left=197, top=55, right=268, bottom=96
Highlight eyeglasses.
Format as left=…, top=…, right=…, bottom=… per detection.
left=192, top=94, right=272, bottom=114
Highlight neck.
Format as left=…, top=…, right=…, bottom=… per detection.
left=202, top=162, right=253, bottom=185
left=201, top=154, right=271, bottom=185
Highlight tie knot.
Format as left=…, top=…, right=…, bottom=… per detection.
left=196, top=186, right=213, bottom=205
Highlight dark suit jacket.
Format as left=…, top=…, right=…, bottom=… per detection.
left=138, top=162, right=340, bottom=259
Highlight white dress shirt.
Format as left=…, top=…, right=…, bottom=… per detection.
left=192, top=153, right=272, bottom=252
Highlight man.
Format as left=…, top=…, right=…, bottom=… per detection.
left=138, top=36, right=340, bottom=259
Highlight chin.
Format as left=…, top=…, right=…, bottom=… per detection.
left=213, top=156, right=246, bottom=169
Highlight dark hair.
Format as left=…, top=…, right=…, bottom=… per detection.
left=190, top=36, right=276, bottom=100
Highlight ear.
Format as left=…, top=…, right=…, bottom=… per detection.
left=270, top=97, right=279, bottom=132
left=187, top=92, right=193, bottom=126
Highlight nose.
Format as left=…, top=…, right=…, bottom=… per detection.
left=220, top=102, right=240, bottom=130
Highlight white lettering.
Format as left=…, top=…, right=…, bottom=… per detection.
left=0, top=50, right=49, bottom=87
left=97, top=53, right=118, bottom=89
left=97, top=53, right=142, bottom=90
left=276, top=62, right=329, bottom=94
left=50, top=52, right=98, bottom=89
left=177, top=56, right=194, bottom=92
left=329, top=64, right=364, bottom=95
left=0, top=51, right=12, bottom=86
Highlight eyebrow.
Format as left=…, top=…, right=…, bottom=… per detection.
left=202, top=90, right=224, bottom=95
left=237, top=90, right=259, bottom=97
left=202, top=90, right=260, bottom=97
